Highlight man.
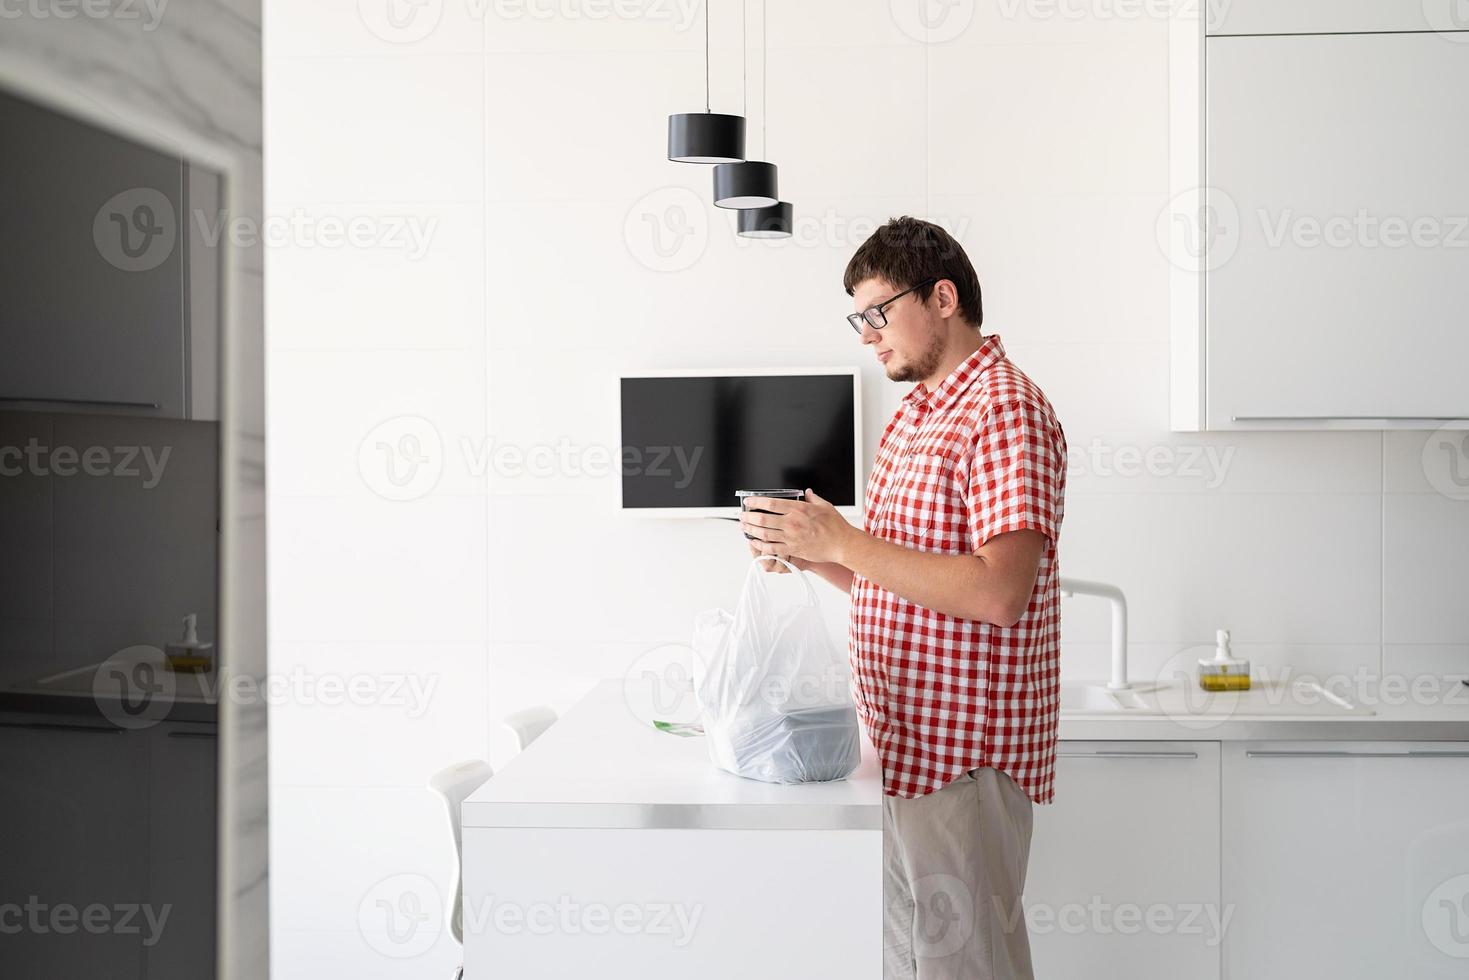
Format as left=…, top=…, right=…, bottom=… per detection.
left=739, top=216, right=1067, bottom=980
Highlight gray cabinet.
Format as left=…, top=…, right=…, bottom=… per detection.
left=0, top=717, right=217, bottom=979
left=0, top=719, right=150, bottom=978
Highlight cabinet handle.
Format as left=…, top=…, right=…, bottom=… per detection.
left=1245, top=758, right=1469, bottom=764
left=166, top=730, right=218, bottom=740
left=0, top=396, right=161, bottom=409
left=0, top=721, right=125, bottom=735
left=1063, top=758, right=1198, bottom=764
left=1231, top=415, right=1468, bottom=423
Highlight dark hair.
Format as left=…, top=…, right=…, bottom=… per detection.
left=842, top=216, right=983, bottom=329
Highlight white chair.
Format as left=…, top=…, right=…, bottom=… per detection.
left=502, top=704, right=557, bottom=753
left=428, top=759, right=493, bottom=979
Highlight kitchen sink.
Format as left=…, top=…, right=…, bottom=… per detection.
left=1059, top=677, right=1376, bottom=719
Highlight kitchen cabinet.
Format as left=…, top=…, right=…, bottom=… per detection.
left=1025, top=741, right=1222, bottom=980
left=0, top=716, right=217, bottom=979
left=1167, top=7, right=1469, bottom=430
left=1221, top=741, right=1469, bottom=980
left=0, top=718, right=150, bottom=978
left=0, top=88, right=220, bottom=421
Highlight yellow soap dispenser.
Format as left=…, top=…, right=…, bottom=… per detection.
left=1198, top=628, right=1250, bottom=692
left=165, top=613, right=215, bottom=673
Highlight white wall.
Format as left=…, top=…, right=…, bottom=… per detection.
left=266, top=1, right=1469, bottom=976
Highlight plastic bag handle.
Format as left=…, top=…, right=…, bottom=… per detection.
left=747, top=555, right=820, bottom=607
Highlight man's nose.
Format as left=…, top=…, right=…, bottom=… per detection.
left=859, top=321, right=881, bottom=345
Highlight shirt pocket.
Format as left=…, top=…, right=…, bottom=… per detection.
left=880, top=450, right=965, bottom=550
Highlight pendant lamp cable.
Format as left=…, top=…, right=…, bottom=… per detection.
left=741, top=0, right=747, bottom=119
left=761, top=0, right=766, bottom=159
left=703, top=0, right=710, bottom=113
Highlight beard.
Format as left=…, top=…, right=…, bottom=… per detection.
left=886, top=332, right=946, bottom=384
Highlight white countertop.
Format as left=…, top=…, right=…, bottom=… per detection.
left=463, top=675, right=1469, bottom=832
left=463, top=679, right=883, bottom=831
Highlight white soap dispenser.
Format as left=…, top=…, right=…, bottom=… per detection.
left=1198, top=628, right=1250, bottom=692
left=165, top=613, right=215, bottom=673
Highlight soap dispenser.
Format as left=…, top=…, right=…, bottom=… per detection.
left=165, top=614, right=215, bottom=673
left=1198, top=629, right=1250, bottom=692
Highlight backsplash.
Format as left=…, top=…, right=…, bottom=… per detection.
left=0, top=410, right=219, bottom=687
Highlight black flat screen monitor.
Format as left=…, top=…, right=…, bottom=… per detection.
left=619, top=370, right=860, bottom=514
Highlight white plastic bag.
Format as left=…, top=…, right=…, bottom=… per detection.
left=693, top=556, right=861, bottom=784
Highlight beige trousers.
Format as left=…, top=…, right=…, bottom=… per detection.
left=882, top=767, right=1036, bottom=980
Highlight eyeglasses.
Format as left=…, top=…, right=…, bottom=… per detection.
left=846, top=278, right=938, bottom=335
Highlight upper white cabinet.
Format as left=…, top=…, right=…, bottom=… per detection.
left=1167, top=3, right=1469, bottom=430
left=1222, top=742, right=1469, bottom=980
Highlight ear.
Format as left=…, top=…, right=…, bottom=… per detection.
left=933, top=279, right=961, bottom=320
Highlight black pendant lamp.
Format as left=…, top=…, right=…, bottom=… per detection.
left=736, top=0, right=791, bottom=236
left=667, top=2, right=746, bottom=164
left=714, top=161, right=777, bottom=209
left=739, top=201, right=792, bottom=238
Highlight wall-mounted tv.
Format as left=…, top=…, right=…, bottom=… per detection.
left=619, top=368, right=862, bottom=517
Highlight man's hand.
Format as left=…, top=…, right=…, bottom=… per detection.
left=739, top=488, right=861, bottom=566
left=746, top=539, right=810, bottom=574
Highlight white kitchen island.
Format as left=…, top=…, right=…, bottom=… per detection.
left=461, top=679, right=883, bottom=979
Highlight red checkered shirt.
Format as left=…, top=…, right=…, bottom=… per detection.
left=848, top=335, right=1066, bottom=804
